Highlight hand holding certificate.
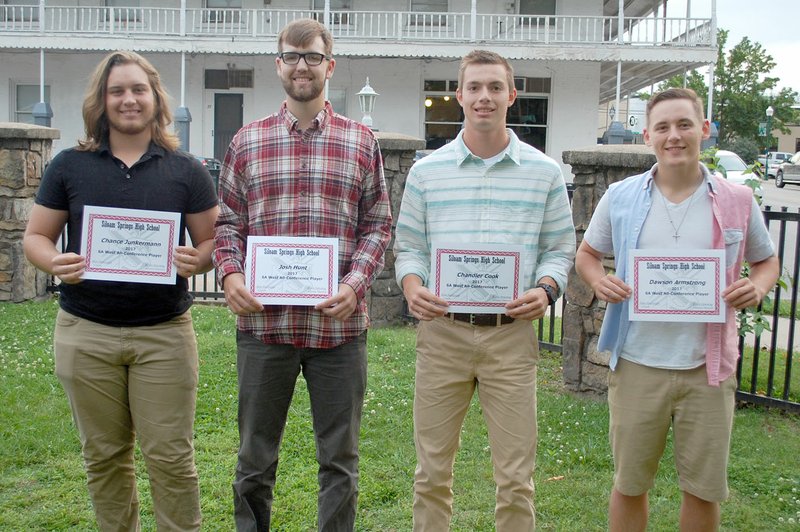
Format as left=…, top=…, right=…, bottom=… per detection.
left=431, top=243, right=524, bottom=314
left=245, top=236, right=339, bottom=306
left=80, top=205, right=181, bottom=284
left=628, top=249, right=725, bottom=323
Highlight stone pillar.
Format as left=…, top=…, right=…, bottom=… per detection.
left=562, top=145, right=656, bottom=394
left=0, top=122, right=60, bottom=302
left=369, top=132, right=426, bottom=326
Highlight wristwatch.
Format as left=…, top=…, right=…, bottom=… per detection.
left=536, top=283, right=558, bottom=306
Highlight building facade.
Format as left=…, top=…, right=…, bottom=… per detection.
left=0, top=0, right=716, bottom=177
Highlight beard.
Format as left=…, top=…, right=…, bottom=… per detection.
left=281, top=76, right=325, bottom=103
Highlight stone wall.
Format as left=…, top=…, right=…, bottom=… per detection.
left=367, top=131, right=426, bottom=326
left=0, top=123, right=59, bottom=302
left=562, top=145, right=656, bottom=394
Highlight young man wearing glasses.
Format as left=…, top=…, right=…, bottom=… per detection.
left=213, top=18, right=392, bottom=531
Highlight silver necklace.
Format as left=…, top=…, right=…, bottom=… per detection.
left=659, top=188, right=697, bottom=245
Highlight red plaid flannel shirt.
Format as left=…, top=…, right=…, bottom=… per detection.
left=214, top=102, right=392, bottom=348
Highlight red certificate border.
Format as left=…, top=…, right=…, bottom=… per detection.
left=248, top=242, right=336, bottom=300
left=84, top=213, right=176, bottom=277
left=434, top=248, right=521, bottom=309
left=632, top=255, right=722, bottom=316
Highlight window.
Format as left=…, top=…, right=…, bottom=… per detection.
left=312, top=0, right=351, bottom=25
left=206, top=0, right=242, bottom=23
left=106, top=0, right=140, bottom=22
left=313, top=0, right=350, bottom=9
left=204, top=69, right=254, bottom=90
left=410, top=0, right=447, bottom=26
left=519, top=0, right=555, bottom=15
left=422, top=77, right=550, bottom=152
left=422, top=79, right=460, bottom=149
left=411, top=0, right=447, bottom=12
left=507, top=97, right=548, bottom=152
left=207, top=0, right=242, bottom=7
left=519, top=0, right=556, bottom=26
left=328, top=88, right=347, bottom=116
left=15, top=84, right=50, bottom=124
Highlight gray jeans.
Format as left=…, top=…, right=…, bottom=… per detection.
left=233, top=330, right=368, bottom=532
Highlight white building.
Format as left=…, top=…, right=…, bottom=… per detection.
left=0, top=1, right=716, bottom=177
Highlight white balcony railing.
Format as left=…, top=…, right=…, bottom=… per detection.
left=0, top=5, right=713, bottom=48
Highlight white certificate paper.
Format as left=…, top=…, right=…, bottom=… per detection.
left=432, top=243, right=524, bottom=314
left=245, top=236, right=339, bottom=305
left=81, top=205, right=181, bottom=284
left=628, top=249, right=726, bottom=323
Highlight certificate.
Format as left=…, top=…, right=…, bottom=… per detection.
left=245, top=236, right=339, bottom=305
left=628, top=249, right=725, bottom=323
left=81, top=205, right=181, bottom=284
left=432, top=243, right=524, bottom=314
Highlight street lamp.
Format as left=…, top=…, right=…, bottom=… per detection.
left=765, top=105, right=774, bottom=178
left=357, top=77, right=379, bottom=129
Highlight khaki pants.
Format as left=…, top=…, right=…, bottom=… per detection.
left=413, top=317, right=538, bottom=532
left=54, top=309, right=201, bottom=531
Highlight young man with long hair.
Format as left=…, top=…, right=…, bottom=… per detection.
left=24, top=50, right=218, bottom=531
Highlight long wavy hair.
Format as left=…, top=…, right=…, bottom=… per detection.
left=78, top=51, right=179, bottom=151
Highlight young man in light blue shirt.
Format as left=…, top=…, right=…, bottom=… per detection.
left=576, top=88, right=778, bottom=531
left=394, top=49, right=575, bottom=531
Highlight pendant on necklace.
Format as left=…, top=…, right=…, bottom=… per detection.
left=673, top=233, right=680, bottom=244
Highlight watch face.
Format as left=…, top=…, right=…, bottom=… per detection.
left=538, top=283, right=556, bottom=304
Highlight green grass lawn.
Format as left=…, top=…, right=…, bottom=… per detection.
left=1, top=300, right=799, bottom=530
left=739, top=343, right=800, bottom=403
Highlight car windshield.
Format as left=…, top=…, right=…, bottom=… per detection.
left=717, top=153, right=747, bottom=172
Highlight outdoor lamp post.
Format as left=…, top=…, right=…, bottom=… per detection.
left=357, top=77, right=379, bottom=129
left=765, top=105, right=774, bottom=178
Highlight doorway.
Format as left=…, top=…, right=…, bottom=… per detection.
left=214, top=93, right=243, bottom=161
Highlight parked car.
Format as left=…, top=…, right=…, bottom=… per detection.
left=193, top=155, right=221, bottom=187
left=757, top=151, right=793, bottom=179
left=775, top=151, right=800, bottom=188
left=714, top=150, right=763, bottom=201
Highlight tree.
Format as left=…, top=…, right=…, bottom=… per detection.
left=654, top=30, right=798, bottom=149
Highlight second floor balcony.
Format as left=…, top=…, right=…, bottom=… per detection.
left=0, top=5, right=713, bottom=55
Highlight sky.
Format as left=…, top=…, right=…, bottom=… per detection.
left=664, top=0, right=799, bottom=94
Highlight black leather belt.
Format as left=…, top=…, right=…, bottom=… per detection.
left=448, top=313, right=515, bottom=326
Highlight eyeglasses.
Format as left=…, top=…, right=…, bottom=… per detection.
left=279, top=52, right=330, bottom=66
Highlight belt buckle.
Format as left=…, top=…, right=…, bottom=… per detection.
left=469, top=313, right=476, bottom=325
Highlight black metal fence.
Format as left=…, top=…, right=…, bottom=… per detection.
left=735, top=206, right=800, bottom=413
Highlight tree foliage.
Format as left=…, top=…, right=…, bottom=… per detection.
left=655, top=30, right=798, bottom=148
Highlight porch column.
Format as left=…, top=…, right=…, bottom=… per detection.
left=32, top=50, right=52, bottom=127
left=175, top=52, right=191, bottom=151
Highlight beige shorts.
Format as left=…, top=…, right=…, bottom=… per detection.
left=608, top=358, right=736, bottom=502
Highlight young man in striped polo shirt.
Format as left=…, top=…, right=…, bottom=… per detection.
left=394, top=49, right=576, bottom=531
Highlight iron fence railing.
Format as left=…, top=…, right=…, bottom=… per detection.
left=736, top=206, right=800, bottom=413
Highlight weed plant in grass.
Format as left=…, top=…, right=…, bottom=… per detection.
left=1, top=300, right=799, bottom=530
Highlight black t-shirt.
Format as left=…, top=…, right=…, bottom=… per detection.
left=36, top=143, right=218, bottom=326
